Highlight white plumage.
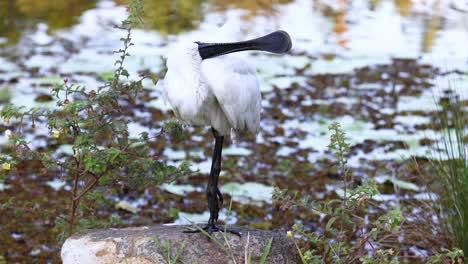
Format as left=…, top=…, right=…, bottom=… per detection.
left=159, top=30, right=290, bottom=235
left=162, top=41, right=261, bottom=140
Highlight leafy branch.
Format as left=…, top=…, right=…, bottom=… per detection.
left=0, top=0, right=191, bottom=237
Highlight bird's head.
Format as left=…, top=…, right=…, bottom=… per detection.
left=166, top=41, right=204, bottom=70
left=195, top=30, right=292, bottom=60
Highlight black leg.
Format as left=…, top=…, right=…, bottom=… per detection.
left=207, top=128, right=223, bottom=224
left=183, top=128, right=240, bottom=237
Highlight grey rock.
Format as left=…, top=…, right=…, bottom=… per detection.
left=61, top=225, right=299, bottom=264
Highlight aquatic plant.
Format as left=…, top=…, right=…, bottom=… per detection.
left=430, top=89, right=468, bottom=257
left=0, top=0, right=190, bottom=238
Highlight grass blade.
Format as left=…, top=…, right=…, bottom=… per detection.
left=259, top=237, right=273, bottom=264
left=165, top=240, right=171, bottom=263
left=294, top=240, right=307, bottom=264
left=173, top=240, right=187, bottom=263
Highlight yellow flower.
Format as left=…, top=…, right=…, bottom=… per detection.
left=73, top=153, right=78, bottom=158
left=4, top=117, right=9, bottom=124
left=52, top=130, right=60, bottom=138
left=2, top=162, right=11, bottom=170
left=287, top=231, right=293, bottom=238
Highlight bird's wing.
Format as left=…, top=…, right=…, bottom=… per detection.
left=201, top=55, right=261, bottom=136
left=162, top=42, right=215, bottom=126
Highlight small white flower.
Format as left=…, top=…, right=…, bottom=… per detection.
left=5, top=129, right=12, bottom=140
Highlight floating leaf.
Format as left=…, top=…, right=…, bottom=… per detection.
left=381, top=176, right=419, bottom=191
left=115, top=200, right=140, bottom=214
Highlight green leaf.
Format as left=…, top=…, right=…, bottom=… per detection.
left=121, top=69, right=130, bottom=78
left=325, top=216, right=337, bottom=231
left=259, top=237, right=273, bottom=264
left=115, top=200, right=140, bottom=214
left=106, top=147, right=122, bottom=162
left=381, top=176, right=419, bottom=191
left=294, top=241, right=307, bottom=264
left=173, top=240, right=186, bottom=263
left=165, top=240, right=171, bottom=263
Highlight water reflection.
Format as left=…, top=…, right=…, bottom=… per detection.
left=114, top=0, right=293, bottom=35
left=395, top=0, right=412, bottom=17
left=209, top=0, right=293, bottom=19
left=333, top=0, right=348, bottom=47
left=0, top=0, right=95, bottom=45
left=421, top=1, right=441, bottom=53
left=116, top=0, right=205, bottom=35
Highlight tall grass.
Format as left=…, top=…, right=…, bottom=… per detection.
left=431, top=90, right=468, bottom=255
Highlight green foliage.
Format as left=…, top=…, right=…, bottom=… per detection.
left=259, top=238, right=273, bottom=264
left=426, top=248, right=464, bottom=264
left=430, top=90, right=468, bottom=257
left=273, top=122, right=401, bottom=263
left=185, top=196, right=275, bottom=264
left=0, top=86, right=12, bottom=102
left=328, top=122, right=350, bottom=177
left=359, top=249, right=399, bottom=264
left=164, top=118, right=184, bottom=141
left=153, top=237, right=187, bottom=264
left=0, top=0, right=192, bottom=238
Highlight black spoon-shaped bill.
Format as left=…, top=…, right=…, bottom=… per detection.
left=196, top=30, right=292, bottom=60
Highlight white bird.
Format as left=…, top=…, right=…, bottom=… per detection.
left=161, top=30, right=292, bottom=235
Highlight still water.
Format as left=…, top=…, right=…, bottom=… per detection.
left=0, top=0, right=467, bottom=262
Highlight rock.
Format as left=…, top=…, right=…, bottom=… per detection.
left=61, top=225, right=299, bottom=264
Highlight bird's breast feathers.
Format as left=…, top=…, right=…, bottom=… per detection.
left=163, top=44, right=261, bottom=137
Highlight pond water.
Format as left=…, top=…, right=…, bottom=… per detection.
left=0, top=0, right=467, bottom=262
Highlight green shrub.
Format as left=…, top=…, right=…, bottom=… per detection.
left=0, top=0, right=190, bottom=238
left=273, top=122, right=401, bottom=263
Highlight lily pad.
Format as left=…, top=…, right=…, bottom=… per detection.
left=220, top=182, right=273, bottom=203
left=163, top=148, right=186, bottom=160
left=0, top=87, right=12, bottom=102
left=160, top=183, right=199, bottom=196
left=0, top=182, right=9, bottom=191
left=45, top=180, right=66, bottom=191
left=375, top=175, right=419, bottom=191
left=174, top=209, right=237, bottom=225
left=222, top=146, right=252, bottom=156
left=115, top=200, right=140, bottom=214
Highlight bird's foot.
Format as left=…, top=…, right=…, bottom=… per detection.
left=183, top=223, right=241, bottom=237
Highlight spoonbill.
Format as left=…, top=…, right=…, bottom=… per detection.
left=162, top=30, right=292, bottom=235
